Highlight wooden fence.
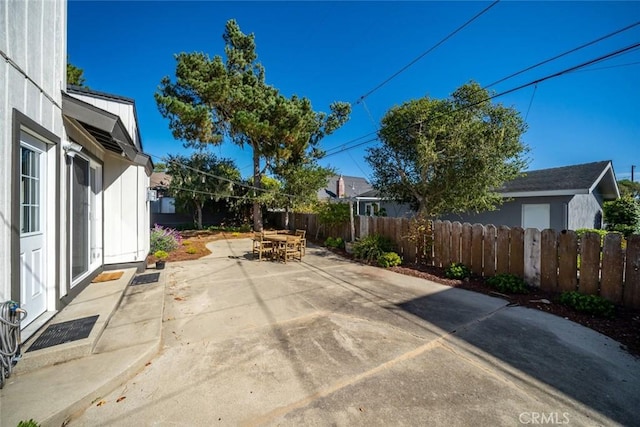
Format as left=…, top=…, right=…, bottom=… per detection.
left=273, top=213, right=640, bottom=309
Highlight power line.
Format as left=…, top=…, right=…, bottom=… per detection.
left=355, top=0, right=501, bottom=104
left=571, top=59, right=640, bottom=73
left=485, top=20, right=640, bottom=88
left=320, top=42, right=640, bottom=159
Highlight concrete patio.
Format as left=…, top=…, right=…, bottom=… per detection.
left=4, top=238, right=640, bottom=426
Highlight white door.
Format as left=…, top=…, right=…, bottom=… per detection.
left=522, top=204, right=550, bottom=231
left=20, top=133, right=47, bottom=326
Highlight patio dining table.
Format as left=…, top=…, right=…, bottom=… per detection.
left=262, top=233, right=303, bottom=262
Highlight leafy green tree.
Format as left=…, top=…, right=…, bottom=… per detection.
left=618, top=179, right=640, bottom=199
left=153, top=162, right=167, bottom=172
left=165, top=151, right=240, bottom=229
left=67, top=60, right=86, bottom=87
left=366, top=81, right=528, bottom=216
left=155, top=19, right=350, bottom=231
left=603, top=196, right=640, bottom=237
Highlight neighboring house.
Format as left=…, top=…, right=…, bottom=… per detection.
left=442, top=161, right=620, bottom=231
left=354, top=189, right=414, bottom=218
left=0, top=1, right=152, bottom=338
left=150, top=171, right=176, bottom=215
left=318, top=175, right=373, bottom=200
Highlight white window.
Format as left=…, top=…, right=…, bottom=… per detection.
left=522, top=204, right=550, bottom=230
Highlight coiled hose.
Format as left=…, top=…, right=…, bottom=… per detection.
left=0, top=301, right=27, bottom=389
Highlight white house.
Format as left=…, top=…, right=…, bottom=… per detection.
left=0, top=0, right=152, bottom=339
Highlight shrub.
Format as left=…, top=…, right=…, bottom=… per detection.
left=150, top=224, right=181, bottom=254
left=603, top=196, right=640, bottom=237
left=575, top=228, right=608, bottom=243
left=17, top=421, right=40, bottom=427
left=154, top=250, right=169, bottom=260
left=378, top=252, right=402, bottom=268
left=444, top=262, right=471, bottom=279
left=352, top=234, right=395, bottom=263
left=559, top=291, right=615, bottom=318
left=324, top=236, right=344, bottom=249
left=486, top=274, right=529, bottom=294
left=185, top=247, right=198, bottom=255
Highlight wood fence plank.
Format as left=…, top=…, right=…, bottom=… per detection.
left=496, top=226, right=510, bottom=275
left=579, top=232, right=601, bottom=295
left=471, top=224, right=484, bottom=276
left=524, top=228, right=542, bottom=287
left=557, top=230, right=578, bottom=292
left=451, top=222, right=462, bottom=264
left=461, top=223, right=472, bottom=267
left=433, top=221, right=443, bottom=268
left=483, top=224, right=497, bottom=277
left=601, top=233, right=624, bottom=304
left=441, top=221, right=452, bottom=267
left=510, top=227, right=525, bottom=277
left=540, top=229, right=558, bottom=292
left=623, top=235, right=640, bottom=309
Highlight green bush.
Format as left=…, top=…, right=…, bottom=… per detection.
left=378, top=252, right=402, bottom=268
left=486, top=274, right=529, bottom=294
left=324, top=236, right=344, bottom=249
left=575, top=228, right=608, bottom=242
left=154, top=250, right=169, bottom=260
left=185, top=247, right=198, bottom=255
left=17, top=420, right=40, bottom=427
left=444, top=262, right=471, bottom=279
left=603, top=196, right=640, bottom=237
left=352, top=234, right=395, bottom=263
left=559, top=291, right=615, bottom=318
left=150, top=224, right=181, bottom=254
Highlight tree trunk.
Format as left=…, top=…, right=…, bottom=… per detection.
left=285, top=205, right=290, bottom=230
left=252, top=149, right=263, bottom=231
left=195, top=203, right=203, bottom=230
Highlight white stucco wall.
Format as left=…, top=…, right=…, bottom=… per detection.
left=0, top=0, right=66, bottom=303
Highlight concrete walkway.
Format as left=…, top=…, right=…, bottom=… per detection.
left=4, top=238, right=640, bottom=426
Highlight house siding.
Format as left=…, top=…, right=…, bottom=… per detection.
left=568, top=193, right=603, bottom=230
left=442, top=196, right=572, bottom=230
left=0, top=0, right=66, bottom=305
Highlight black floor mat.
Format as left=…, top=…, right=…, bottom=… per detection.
left=27, top=315, right=99, bottom=352
left=131, top=272, right=160, bottom=286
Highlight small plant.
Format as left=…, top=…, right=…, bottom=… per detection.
left=154, top=250, right=169, bottom=260
left=324, top=236, right=345, bottom=249
left=378, top=252, right=402, bottom=268
left=185, top=247, right=198, bottom=255
left=559, top=291, right=615, bottom=318
left=486, top=274, right=529, bottom=294
left=182, top=240, right=192, bottom=246
left=352, top=234, right=395, bottom=263
left=17, top=420, right=40, bottom=427
left=232, top=232, right=240, bottom=237
left=444, top=262, right=471, bottom=279
left=150, top=224, right=181, bottom=254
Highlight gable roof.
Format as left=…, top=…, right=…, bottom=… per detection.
left=150, top=172, right=171, bottom=188
left=318, top=175, right=373, bottom=200
left=500, top=160, right=619, bottom=199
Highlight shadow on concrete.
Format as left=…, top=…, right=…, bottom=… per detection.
left=398, top=291, right=640, bottom=425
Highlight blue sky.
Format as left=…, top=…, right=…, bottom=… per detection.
left=68, top=1, right=640, bottom=182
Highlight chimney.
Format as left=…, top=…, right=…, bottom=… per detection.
left=337, top=175, right=345, bottom=198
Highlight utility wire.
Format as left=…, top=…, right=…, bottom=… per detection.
left=355, top=0, right=500, bottom=104
left=320, top=42, right=640, bottom=159
left=485, top=20, right=640, bottom=88
left=571, top=59, right=640, bottom=73
left=524, top=85, right=538, bottom=122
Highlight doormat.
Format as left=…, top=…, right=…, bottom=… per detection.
left=27, top=315, right=99, bottom=352
left=92, top=271, right=124, bottom=283
left=131, top=272, right=160, bottom=286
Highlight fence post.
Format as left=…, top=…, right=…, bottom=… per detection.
left=433, top=220, right=443, bottom=268
left=600, top=233, right=624, bottom=304
left=579, top=231, right=601, bottom=295
left=623, top=235, right=640, bottom=309
left=540, top=229, right=558, bottom=292
left=524, top=228, right=541, bottom=287
left=483, top=224, right=497, bottom=277
left=471, top=224, right=484, bottom=276
left=510, top=227, right=525, bottom=278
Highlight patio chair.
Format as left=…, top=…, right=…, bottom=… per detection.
left=281, top=235, right=302, bottom=263
left=252, top=232, right=274, bottom=261
left=295, top=229, right=306, bottom=256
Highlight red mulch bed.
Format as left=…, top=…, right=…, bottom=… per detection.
left=322, top=244, right=640, bottom=358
